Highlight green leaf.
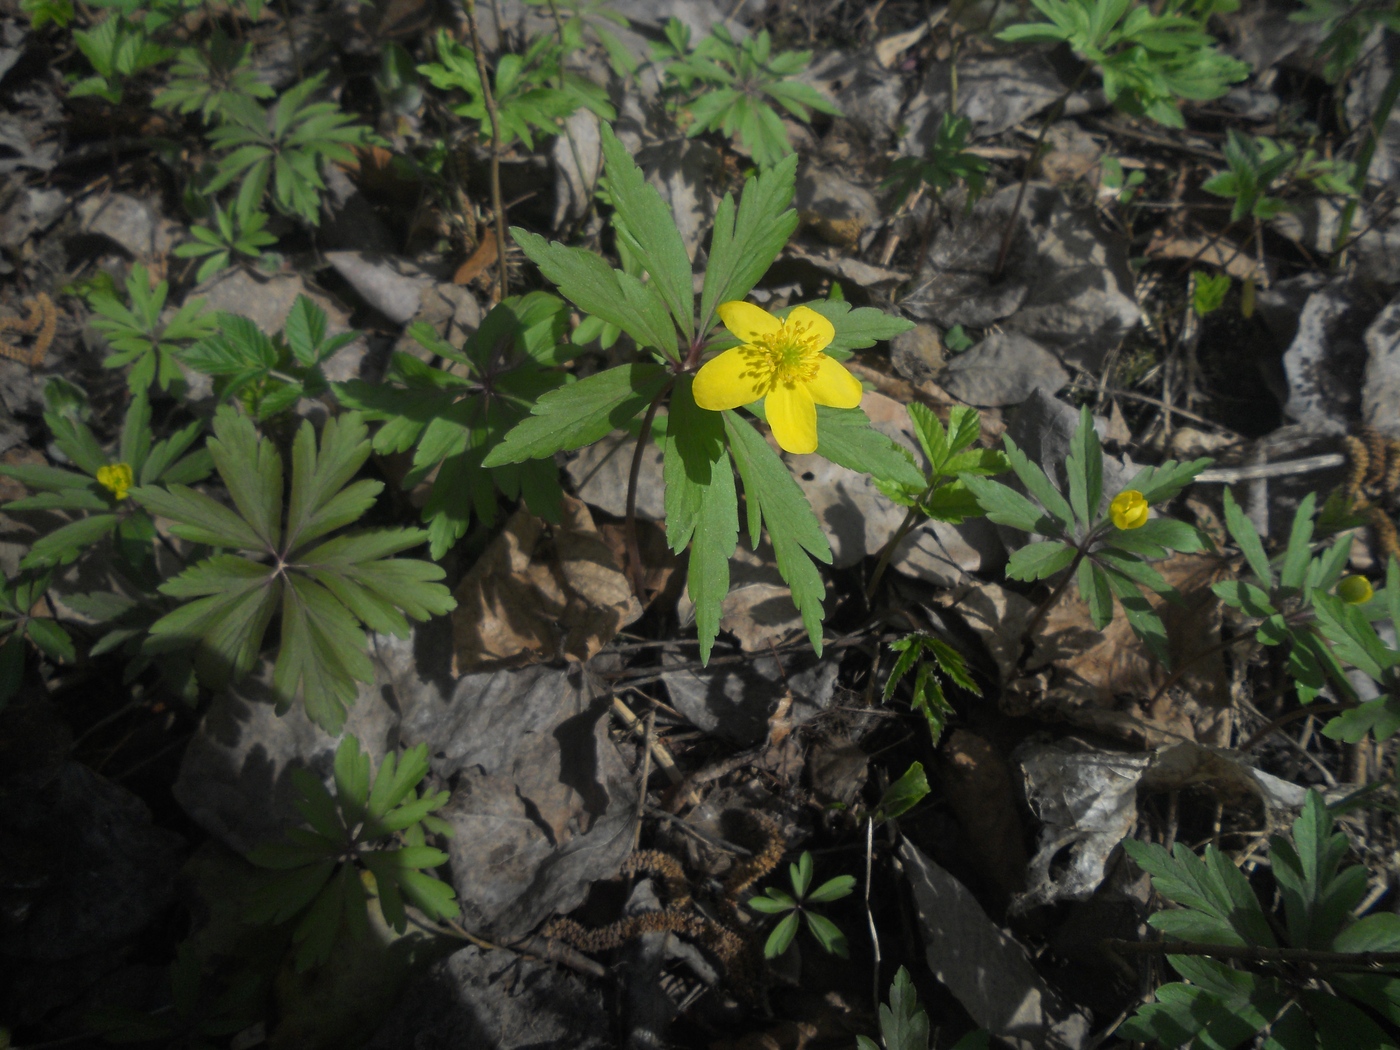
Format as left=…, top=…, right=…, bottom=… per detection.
left=1222, top=487, right=1273, bottom=587
left=813, top=407, right=924, bottom=488
left=764, top=911, right=800, bottom=958
left=665, top=378, right=738, bottom=662
left=724, top=412, right=829, bottom=655
left=801, top=300, right=915, bottom=357
left=803, top=911, right=849, bottom=957
left=1007, top=540, right=1076, bottom=582
left=600, top=124, right=694, bottom=342
left=511, top=229, right=678, bottom=358
left=1003, top=434, right=1075, bottom=535
left=806, top=874, right=856, bottom=904
left=960, top=474, right=1054, bottom=534
left=876, top=761, right=930, bottom=821
left=699, top=155, right=799, bottom=336
left=483, top=364, right=670, bottom=466
left=870, top=967, right=930, bottom=1050
left=1066, top=405, right=1103, bottom=527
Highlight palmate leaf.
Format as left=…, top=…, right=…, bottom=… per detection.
left=724, top=412, right=830, bottom=654
left=665, top=378, right=737, bottom=662
left=336, top=296, right=572, bottom=559
left=135, top=408, right=454, bottom=733
left=249, top=735, right=457, bottom=970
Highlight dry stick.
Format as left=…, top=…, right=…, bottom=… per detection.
left=864, top=816, right=882, bottom=1013
left=612, top=696, right=685, bottom=785
left=866, top=505, right=922, bottom=602
left=1102, top=938, right=1400, bottom=969
left=993, top=65, right=1090, bottom=279
left=465, top=0, right=511, bottom=299
left=1193, top=454, right=1345, bottom=484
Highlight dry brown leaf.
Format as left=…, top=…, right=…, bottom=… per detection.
left=940, top=730, right=1028, bottom=901
left=1019, top=553, right=1233, bottom=745
left=453, top=231, right=498, bottom=286
left=1144, top=228, right=1259, bottom=280
left=450, top=496, right=642, bottom=671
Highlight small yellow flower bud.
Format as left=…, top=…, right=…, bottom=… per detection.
left=1110, top=489, right=1149, bottom=530
left=1337, top=575, right=1374, bottom=604
left=96, top=462, right=134, bottom=501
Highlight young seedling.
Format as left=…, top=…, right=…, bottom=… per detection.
left=247, top=736, right=458, bottom=970
left=748, top=850, right=855, bottom=959
left=1121, top=791, right=1400, bottom=1048
left=961, top=406, right=1210, bottom=666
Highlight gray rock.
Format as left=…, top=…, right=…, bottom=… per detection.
left=661, top=648, right=838, bottom=745
left=940, top=331, right=1070, bottom=407
left=552, top=108, right=603, bottom=227
left=401, top=665, right=636, bottom=940
left=1347, top=33, right=1400, bottom=185
left=367, top=946, right=611, bottom=1050
left=890, top=323, right=945, bottom=384
left=0, top=184, right=65, bottom=249
left=319, top=163, right=397, bottom=256
left=1281, top=279, right=1376, bottom=434
left=905, top=184, right=1138, bottom=374
left=901, top=53, right=1065, bottom=153
left=795, top=165, right=880, bottom=247
left=567, top=429, right=666, bottom=521
left=172, top=631, right=439, bottom=854
left=324, top=251, right=433, bottom=326
left=194, top=269, right=369, bottom=383
left=1364, top=294, right=1400, bottom=434
left=77, top=194, right=180, bottom=260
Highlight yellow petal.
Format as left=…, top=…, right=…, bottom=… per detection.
left=806, top=355, right=863, bottom=409
left=693, top=346, right=766, bottom=410
left=717, top=300, right=781, bottom=343
left=766, top=382, right=818, bottom=454
left=786, top=305, right=836, bottom=352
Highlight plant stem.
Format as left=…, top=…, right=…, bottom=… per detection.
left=624, top=384, right=673, bottom=599
left=464, top=0, right=510, bottom=299
left=993, top=65, right=1090, bottom=279
left=1334, top=43, right=1400, bottom=259
left=1019, top=547, right=1086, bottom=659
left=866, top=505, right=922, bottom=602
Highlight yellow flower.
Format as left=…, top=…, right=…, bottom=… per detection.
left=96, top=462, right=134, bottom=501
left=692, top=301, right=863, bottom=455
left=1110, top=489, right=1149, bottom=530
left=1337, top=575, right=1374, bottom=604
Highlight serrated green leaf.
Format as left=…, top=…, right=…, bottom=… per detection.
left=483, top=364, right=670, bottom=466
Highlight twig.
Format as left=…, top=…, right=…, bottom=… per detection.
left=1193, top=454, right=1345, bottom=484
left=864, top=816, right=882, bottom=1012
left=624, top=386, right=671, bottom=600
left=464, top=0, right=510, bottom=299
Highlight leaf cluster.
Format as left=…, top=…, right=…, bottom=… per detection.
left=884, top=632, right=980, bottom=746
left=963, top=406, right=1211, bottom=665
left=173, top=199, right=279, bottom=283
left=883, top=114, right=990, bottom=210
left=248, top=735, right=458, bottom=971
left=492, top=123, right=922, bottom=661
left=69, top=3, right=174, bottom=104
left=523, top=0, right=639, bottom=79
left=1291, top=0, right=1400, bottom=82
left=0, top=380, right=210, bottom=573
left=1312, top=558, right=1400, bottom=742
left=154, top=23, right=275, bottom=124
left=747, top=850, right=855, bottom=959
left=133, top=407, right=455, bottom=733
left=179, top=295, right=357, bottom=420
left=336, top=294, right=575, bottom=559
left=652, top=20, right=841, bottom=168
left=86, top=263, right=217, bottom=392
left=997, top=0, right=1249, bottom=128
left=417, top=28, right=615, bottom=153
left=1212, top=488, right=1352, bottom=703
left=205, top=72, right=370, bottom=226
left=0, top=571, right=74, bottom=711
left=876, top=404, right=1007, bottom=525
left=1121, top=791, right=1400, bottom=1048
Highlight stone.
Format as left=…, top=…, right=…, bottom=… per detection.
left=940, top=331, right=1070, bottom=407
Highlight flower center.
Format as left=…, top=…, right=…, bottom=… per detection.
left=743, top=318, right=823, bottom=393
